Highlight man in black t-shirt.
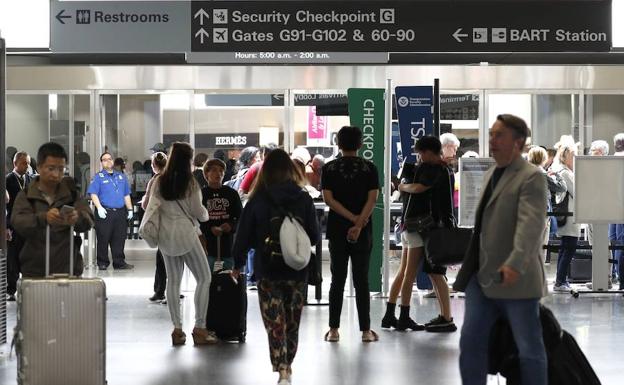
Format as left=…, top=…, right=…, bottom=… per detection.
left=200, top=159, right=242, bottom=270
left=321, top=126, right=380, bottom=343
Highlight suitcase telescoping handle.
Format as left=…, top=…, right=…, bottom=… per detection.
left=45, top=224, right=75, bottom=278
left=217, top=234, right=221, bottom=262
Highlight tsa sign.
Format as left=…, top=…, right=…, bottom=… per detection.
left=395, top=86, right=434, bottom=164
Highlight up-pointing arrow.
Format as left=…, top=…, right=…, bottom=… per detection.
left=195, top=28, right=210, bottom=44
left=453, top=28, right=469, bottom=43
left=194, top=8, right=210, bottom=25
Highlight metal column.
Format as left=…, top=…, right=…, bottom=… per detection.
left=0, top=34, right=8, bottom=345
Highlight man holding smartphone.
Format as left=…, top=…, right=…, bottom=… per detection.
left=11, top=142, right=94, bottom=277
left=87, top=152, right=134, bottom=270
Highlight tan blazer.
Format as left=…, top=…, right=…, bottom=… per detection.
left=454, top=156, right=548, bottom=299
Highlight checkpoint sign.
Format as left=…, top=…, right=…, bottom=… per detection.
left=190, top=1, right=611, bottom=53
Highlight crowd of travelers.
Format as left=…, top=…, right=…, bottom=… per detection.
left=5, top=115, right=622, bottom=385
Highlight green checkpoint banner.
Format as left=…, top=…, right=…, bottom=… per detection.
left=347, top=88, right=385, bottom=292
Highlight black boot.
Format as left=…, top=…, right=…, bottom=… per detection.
left=396, top=305, right=425, bottom=331
left=381, top=302, right=397, bottom=328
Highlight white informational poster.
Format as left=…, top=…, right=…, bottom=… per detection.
left=574, top=156, right=624, bottom=223
left=458, top=157, right=496, bottom=227
left=134, top=172, right=152, bottom=193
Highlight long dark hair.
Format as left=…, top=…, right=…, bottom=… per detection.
left=159, top=142, right=195, bottom=200
left=250, top=149, right=304, bottom=198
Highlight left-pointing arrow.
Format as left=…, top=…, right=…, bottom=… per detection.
left=195, top=28, right=210, bottom=44
left=56, top=10, right=72, bottom=24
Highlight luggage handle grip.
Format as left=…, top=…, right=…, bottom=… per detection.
left=46, top=224, right=75, bottom=278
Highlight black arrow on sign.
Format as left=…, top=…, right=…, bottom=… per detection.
left=56, top=10, right=72, bottom=24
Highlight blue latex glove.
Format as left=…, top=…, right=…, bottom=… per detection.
left=97, top=206, right=107, bottom=219
left=127, top=210, right=133, bottom=221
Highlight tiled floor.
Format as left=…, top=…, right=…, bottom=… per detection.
left=0, top=243, right=622, bottom=385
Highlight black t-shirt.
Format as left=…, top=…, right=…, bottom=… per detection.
left=401, top=162, right=455, bottom=227
left=321, top=156, right=380, bottom=237
left=199, top=185, right=242, bottom=259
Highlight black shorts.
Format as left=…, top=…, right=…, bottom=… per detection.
left=422, top=256, right=446, bottom=275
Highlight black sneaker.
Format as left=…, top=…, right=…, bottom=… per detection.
left=396, top=317, right=425, bottom=331
left=114, top=263, right=134, bottom=270
left=425, top=315, right=457, bottom=333
left=425, top=315, right=445, bottom=327
left=98, top=265, right=108, bottom=271
left=381, top=314, right=398, bottom=329
left=149, top=293, right=165, bottom=302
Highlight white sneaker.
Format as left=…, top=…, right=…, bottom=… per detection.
left=553, top=283, right=571, bottom=292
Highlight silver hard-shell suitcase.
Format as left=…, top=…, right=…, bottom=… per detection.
left=15, top=225, right=106, bottom=385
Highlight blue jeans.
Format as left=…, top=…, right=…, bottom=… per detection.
left=556, top=236, right=578, bottom=285
left=609, top=224, right=624, bottom=280
left=245, top=249, right=256, bottom=284
left=549, top=216, right=558, bottom=239
left=459, top=276, right=547, bottom=385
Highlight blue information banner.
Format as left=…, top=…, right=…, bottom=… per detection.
left=395, top=86, right=433, bottom=164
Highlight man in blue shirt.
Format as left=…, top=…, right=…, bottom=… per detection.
left=87, top=152, right=134, bottom=270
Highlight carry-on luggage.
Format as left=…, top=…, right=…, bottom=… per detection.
left=568, top=249, right=592, bottom=283
left=205, top=236, right=247, bottom=342
left=489, top=305, right=601, bottom=385
left=14, top=225, right=106, bottom=385
left=549, top=330, right=602, bottom=385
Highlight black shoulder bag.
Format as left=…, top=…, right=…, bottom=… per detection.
left=424, top=168, right=473, bottom=266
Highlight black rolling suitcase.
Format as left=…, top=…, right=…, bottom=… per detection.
left=206, top=236, right=247, bottom=342
left=549, top=331, right=601, bottom=385
left=568, top=249, right=592, bottom=283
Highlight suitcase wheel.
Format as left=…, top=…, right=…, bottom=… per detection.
left=572, top=290, right=580, bottom=298
left=238, top=333, right=246, bottom=343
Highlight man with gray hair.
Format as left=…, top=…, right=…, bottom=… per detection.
left=589, top=140, right=609, bottom=156
left=440, top=132, right=460, bottom=164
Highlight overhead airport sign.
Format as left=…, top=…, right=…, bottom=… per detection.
left=51, top=0, right=190, bottom=52
left=190, top=1, right=611, bottom=54
left=51, top=1, right=611, bottom=59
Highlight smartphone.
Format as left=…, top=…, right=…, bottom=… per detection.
left=491, top=271, right=504, bottom=284
left=60, top=205, right=74, bottom=215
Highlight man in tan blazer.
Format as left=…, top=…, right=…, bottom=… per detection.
left=454, top=114, right=548, bottom=385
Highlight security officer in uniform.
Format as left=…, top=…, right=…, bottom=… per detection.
left=87, top=152, right=134, bottom=270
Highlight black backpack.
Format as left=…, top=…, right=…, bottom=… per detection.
left=262, top=198, right=304, bottom=273
left=551, top=191, right=571, bottom=227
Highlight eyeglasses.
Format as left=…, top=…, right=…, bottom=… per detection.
left=44, top=166, right=68, bottom=174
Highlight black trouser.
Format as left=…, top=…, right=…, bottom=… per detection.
left=95, top=208, right=128, bottom=268
left=154, top=248, right=167, bottom=296
left=328, top=231, right=372, bottom=331
left=6, top=232, right=25, bottom=296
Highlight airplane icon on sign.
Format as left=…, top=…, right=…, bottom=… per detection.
left=213, top=28, right=228, bottom=43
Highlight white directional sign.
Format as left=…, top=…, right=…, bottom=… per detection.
left=51, top=0, right=190, bottom=53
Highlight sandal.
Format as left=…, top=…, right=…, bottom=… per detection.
left=362, top=330, right=379, bottom=343
left=324, top=330, right=339, bottom=342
